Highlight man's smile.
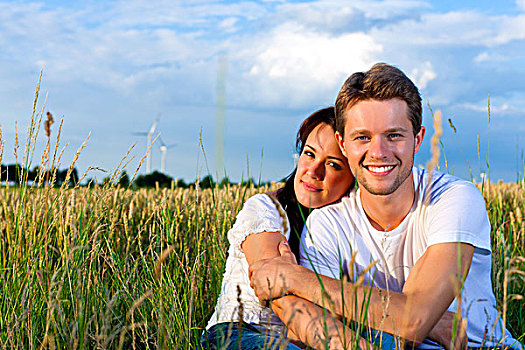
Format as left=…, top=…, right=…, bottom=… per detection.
left=363, top=164, right=396, bottom=176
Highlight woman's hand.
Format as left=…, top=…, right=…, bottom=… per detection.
left=248, top=241, right=299, bottom=304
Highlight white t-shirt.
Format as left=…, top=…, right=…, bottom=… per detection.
left=300, top=168, right=522, bottom=349
left=206, top=193, right=289, bottom=335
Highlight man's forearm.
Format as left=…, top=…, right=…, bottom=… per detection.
left=271, top=295, right=370, bottom=349
left=284, top=264, right=362, bottom=324
left=250, top=242, right=469, bottom=345
left=289, top=244, right=473, bottom=345
left=287, top=266, right=425, bottom=343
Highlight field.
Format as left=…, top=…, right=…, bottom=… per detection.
left=0, top=177, right=523, bottom=349
left=0, top=82, right=524, bottom=349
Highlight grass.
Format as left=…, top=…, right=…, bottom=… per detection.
left=0, top=80, right=523, bottom=349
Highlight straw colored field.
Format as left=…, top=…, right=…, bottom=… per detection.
left=1, top=77, right=523, bottom=348
left=0, top=180, right=523, bottom=349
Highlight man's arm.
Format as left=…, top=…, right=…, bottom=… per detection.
left=250, top=241, right=473, bottom=346
left=271, top=295, right=372, bottom=349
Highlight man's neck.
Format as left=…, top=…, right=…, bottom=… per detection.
left=359, top=174, right=416, bottom=232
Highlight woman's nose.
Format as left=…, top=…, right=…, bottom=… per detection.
left=307, top=162, right=324, bottom=180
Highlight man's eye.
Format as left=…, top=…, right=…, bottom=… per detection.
left=389, top=133, right=402, bottom=139
left=355, top=136, right=369, bottom=141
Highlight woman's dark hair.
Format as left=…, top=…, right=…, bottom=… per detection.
left=274, top=107, right=337, bottom=260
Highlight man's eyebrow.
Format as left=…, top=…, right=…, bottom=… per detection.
left=385, top=127, right=410, bottom=133
left=347, top=129, right=369, bottom=137
left=347, top=127, right=410, bottom=137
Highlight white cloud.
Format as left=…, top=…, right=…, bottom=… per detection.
left=518, top=0, right=525, bottom=11
left=459, top=102, right=512, bottom=114
left=219, top=17, right=239, bottom=33
left=231, top=23, right=382, bottom=108
left=409, top=61, right=436, bottom=89
left=370, top=11, right=496, bottom=46
left=474, top=52, right=508, bottom=63
left=474, top=52, right=490, bottom=63
left=489, top=14, right=525, bottom=45
left=107, top=0, right=267, bottom=28
left=368, top=9, right=525, bottom=49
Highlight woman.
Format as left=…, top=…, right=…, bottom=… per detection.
left=202, top=107, right=356, bottom=349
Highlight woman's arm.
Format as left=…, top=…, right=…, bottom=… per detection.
left=241, top=231, right=287, bottom=265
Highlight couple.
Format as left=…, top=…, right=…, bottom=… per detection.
left=202, top=63, right=522, bottom=349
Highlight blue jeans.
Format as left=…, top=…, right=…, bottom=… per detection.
left=364, top=329, right=401, bottom=349
left=348, top=320, right=402, bottom=349
left=201, top=322, right=301, bottom=350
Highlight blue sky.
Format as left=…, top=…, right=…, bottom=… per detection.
left=0, top=0, right=524, bottom=183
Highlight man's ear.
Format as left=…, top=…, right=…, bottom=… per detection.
left=335, top=131, right=346, bottom=155
left=413, top=126, right=425, bottom=154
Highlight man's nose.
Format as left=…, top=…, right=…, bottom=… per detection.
left=307, top=161, right=325, bottom=180
left=368, top=137, right=388, bottom=159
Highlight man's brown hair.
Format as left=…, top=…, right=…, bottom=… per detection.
left=335, top=63, right=422, bottom=136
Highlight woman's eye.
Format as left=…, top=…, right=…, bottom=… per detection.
left=327, top=161, right=342, bottom=170
left=304, top=150, right=315, bottom=158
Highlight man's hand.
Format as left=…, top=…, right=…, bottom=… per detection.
left=248, top=241, right=298, bottom=304
left=427, top=310, right=467, bottom=350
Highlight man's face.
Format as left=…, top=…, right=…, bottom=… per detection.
left=336, top=98, right=425, bottom=196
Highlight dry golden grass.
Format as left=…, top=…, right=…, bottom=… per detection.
left=0, top=179, right=523, bottom=348
left=0, top=75, right=522, bottom=349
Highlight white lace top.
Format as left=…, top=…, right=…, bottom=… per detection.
left=206, top=193, right=290, bottom=334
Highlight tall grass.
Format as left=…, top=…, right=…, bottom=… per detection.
left=0, top=172, right=271, bottom=348
left=0, top=83, right=523, bottom=349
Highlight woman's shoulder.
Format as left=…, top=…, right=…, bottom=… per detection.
left=242, top=192, right=279, bottom=211
left=228, top=192, right=290, bottom=246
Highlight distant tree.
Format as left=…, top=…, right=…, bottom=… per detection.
left=118, top=171, right=130, bottom=187
left=0, top=164, right=81, bottom=187
left=55, top=168, right=79, bottom=186
left=3, top=164, right=23, bottom=184
left=70, top=168, right=79, bottom=186
left=174, top=178, right=188, bottom=188
left=134, top=171, right=173, bottom=188
left=102, top=176, right=112, bottom=186
left=199, top=175, right=215, bottom=189
left=241, top=177, right=255, bottom=187
left=83, top=178, right=94, bottom=187
left=219, top=176, right=231, bottom=188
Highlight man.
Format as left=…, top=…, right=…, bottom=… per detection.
left=250, top=63, right=522, bottom=349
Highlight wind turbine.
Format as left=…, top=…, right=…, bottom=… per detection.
left=132, top=117, right=159, bottom=174
left=158, top=136, right=176, bottom=174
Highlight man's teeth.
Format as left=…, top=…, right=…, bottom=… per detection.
left=368, top=166, right=394, bottom=173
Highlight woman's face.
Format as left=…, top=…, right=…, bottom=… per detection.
left=294, top=123, right=354, bottom=208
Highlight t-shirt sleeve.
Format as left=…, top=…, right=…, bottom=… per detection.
left=227, top=193, right=290, bottom=250
left=299, top=209, right=346, bottom=279
left=426, top=182, right=491, bottom=255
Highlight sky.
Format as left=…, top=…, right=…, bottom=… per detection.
left=0, top=0, right=524, bottom=184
